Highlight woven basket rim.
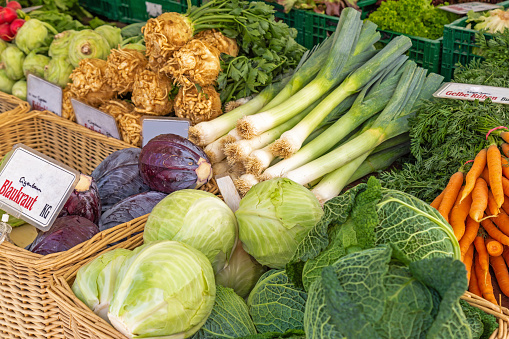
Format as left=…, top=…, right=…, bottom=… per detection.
left=0, top=91, right=30, bottom=108
left=49, top=277, right=509, bottom=339
left=0, top=214, right=148, bottom=268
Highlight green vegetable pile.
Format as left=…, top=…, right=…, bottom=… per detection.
left=380, top=29, right=509, bottom=202
left=368, top=0, right=459, bottom=40
left=72, top=176, right=497, bottom=338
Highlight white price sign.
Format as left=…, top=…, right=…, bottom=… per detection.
left=0, top=145, right=79, bottom=231
left=433, top=82, right=509, bottom=104
left=215, top=175, right=241, bottom=212
left=27, top=74, right=63, bottom=116
left=146, top=1, right=163, bottom=16
left=72, top=99, right=121, bottom=139
left=141, top=116, right=190, bottom=147
left=440, top=2, right=502, bottom=14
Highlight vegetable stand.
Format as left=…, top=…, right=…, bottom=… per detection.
left=442, top=0, right=509, bottom=81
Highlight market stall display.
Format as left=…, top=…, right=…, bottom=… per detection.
left=0, top=0, right=509, bottom=338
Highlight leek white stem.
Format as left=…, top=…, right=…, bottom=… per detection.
left=225, top=105, right=310, bottom=164
left=188, top=77, right=290, bottom=146
left=212, top=161, right=229, bottom=177
left=234, top=174, right=259, bottom=197
left=245, top=144, right=276, bottom=176
left=204, top=129, right=243, bottom=164
left=312, top=153, right=369, bottom=205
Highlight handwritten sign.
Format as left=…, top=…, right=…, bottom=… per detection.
left=0, top=144, right=79, bottom=231
left=27, top=74, right=62, bottom=116
left=146, top=1, right=163, bottom=17
left=141, top=116, right=190, bottom=147
left=215, top=175, right=241, bottom=212
left=72, top=99, right=121, bottom=139
left=440, top=2, right=502, bottom=14
left=433, top=82, right=509, bottom=104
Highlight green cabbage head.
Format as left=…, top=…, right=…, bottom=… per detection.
left=235, top=178, right=323, bottom=269
left=72, top=248, right=131, bottom=322
left=108, top=241, right=216, bottom=338
left=144, top=190, right=237, bottom=273
left=15, top=19, right=56, bottom=54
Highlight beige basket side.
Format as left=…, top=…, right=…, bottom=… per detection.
left=0, top=91, right=30, bottom=116
left=0, top=110, right=133, bottom=175
left=0, top=109, right=139, bottom=338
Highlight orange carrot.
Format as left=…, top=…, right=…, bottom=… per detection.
left=464, top=243, right=475, bottom=283
left=501, top=142, right=509, bottom=157
left=460, top=216, right=480, bottom=260
left=475, top=254, right=498, bottom=304
left=481, top=217, right=509, bottom=246
left=490, top=254, right=509, bottom=297
left=487, top=189, right=501, bottom=216
left=475, top=235, right=490, bottom=273
left=501, top=156, right=509, bottom=180
left=481, top=166, right=491, bottom=186
left=470, top=260, right=483, bottom=297
left=502, top=196, right=509, bottom=214
left=462, top=149, right=487, bottom=202
left=450, top=187, right=471, bottom=241
left=469, top=178, right=489, bottom=222
left=503, top=246, right=509, bottom=265
left=488, top=144, right=504, bottom=208
left=486, top=236, right=504, bottom=256
left=492, top=209, right=509, bottom=236
left=438, top=171, right=464, bottom=223
left=502, top=177, right=509, bottom=196
left=430, top=190, right=445, bottom=210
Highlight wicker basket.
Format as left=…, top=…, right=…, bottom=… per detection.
left=0, top=110, right=137, bottom=338
left=0, top=91, right=30, bottom=116
left=49, top=274, right=509, bottom=338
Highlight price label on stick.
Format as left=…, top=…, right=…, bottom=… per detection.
left=0, top=144, right=80, bottom=231
left=433, top=82, right=509, bottom=105
left=215, top=175, right=241, bottom=212
left=440, top=2, right=502, bottom=14
left=141, top=116, right=190, bottom=147
left=27, top=74, right=63, bottom=116
left=72, top=99, right=121, bottom=139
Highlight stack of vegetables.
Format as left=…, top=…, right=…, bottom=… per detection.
left=272, top=0, right=361, bottom=17
left=3, top=133, right=213, bottom=254
left=188, top=7, right=445, bottom=204
left=0, top=5, right=120, bottom=101
left=59, top=0, right=305, bottom=147
left=430, top=134, right=509, bottom=307
left=69, top=175, right=497, bottom=339
left=467, top=7, right=509, bottom=33
left=381, top=28, right=509, bottom=203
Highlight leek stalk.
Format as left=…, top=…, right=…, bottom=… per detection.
left=285, top=61, right=437, bottom=185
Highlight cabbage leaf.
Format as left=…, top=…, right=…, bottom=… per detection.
left=304, top=246, right=471, bottom=339
left=287, top=177, right=460, bottom=290
left=192, top=285, right=256, bottom=339
left=248, top=270, right=307, bottom=334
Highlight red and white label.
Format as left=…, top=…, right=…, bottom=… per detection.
left=433, top=82, right=509, bottom=105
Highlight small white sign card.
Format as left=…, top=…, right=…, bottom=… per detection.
left=71, top=99, right=121, bottom=139
left=433, top=82, right=509, bottom=105
left=440, top=2, right=502, bottom=14
left=215, top=175, right=241, bottom=212
left=27, top=74, right=63, bottom=116
left=141, top=116, right=190, bottom=147
left=146, top=1, right=163, bottom=17
left=0, top=144, right=80, bottom=231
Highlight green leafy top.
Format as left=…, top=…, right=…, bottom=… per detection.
left=247, top=270, right=307, bottom=334
left=191, top=285, right=257, bottom=339
left=460, top=300, right=499, bottom=339
left=304, top=246, right=471, bottom=339
left=287, top=177, right=460, bottom=290
left=368, top=0, right=459, bottom=40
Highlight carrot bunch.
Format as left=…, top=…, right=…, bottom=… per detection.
left=431, top=142, right=509, bottom=306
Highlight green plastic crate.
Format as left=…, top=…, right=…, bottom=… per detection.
left=125, top=0, right=200, bottom=22
left=378, top=30, right=442, bottom=74
left=263, top=1, right=306, bottom=46
left=79, top=0, right=131, bottom=21
left=301, top=10, right=442, bottom=74
left=441, top=0, right=509, bottom=81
